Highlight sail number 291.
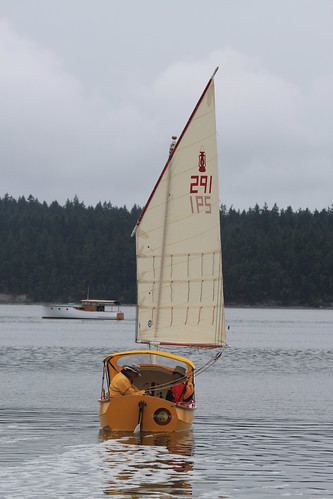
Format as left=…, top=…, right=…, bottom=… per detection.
left=189, top=175, right=212, bottom=214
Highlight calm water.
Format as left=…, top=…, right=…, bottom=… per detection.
left=0, top=305, right=332, bottom=498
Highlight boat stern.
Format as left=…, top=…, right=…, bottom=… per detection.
left=99, top=394, right=195, bottom=433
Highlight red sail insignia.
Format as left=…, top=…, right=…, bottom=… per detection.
left=189, top=147, right=212, bottom=214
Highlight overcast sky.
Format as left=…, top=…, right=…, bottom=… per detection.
left=1, top=0, right=332, bottom=211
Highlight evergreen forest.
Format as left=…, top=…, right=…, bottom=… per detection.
left=0, top=194, right=332, bottom=307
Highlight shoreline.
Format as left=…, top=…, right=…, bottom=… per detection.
left=0, top=294, right=331, bottom=310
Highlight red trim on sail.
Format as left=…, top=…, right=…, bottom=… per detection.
left=134, top=69, right=218, bottom=230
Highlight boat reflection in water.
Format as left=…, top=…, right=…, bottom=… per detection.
left=99, top=430, right=194, bottom=496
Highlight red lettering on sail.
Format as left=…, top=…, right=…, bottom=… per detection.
left=200, top=175, right=212, bottom=193
left=190, top=176, right=199, bottom=193
left=190, top=195, right=211, bottom=214
left=190, top=175, right=212, bottom=194
left=189, top=148, right=213, bottom=214
left=205, top=196, right=211, bottom=214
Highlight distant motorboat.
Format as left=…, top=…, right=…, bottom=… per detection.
left=42, top=299, right=124, bottom=320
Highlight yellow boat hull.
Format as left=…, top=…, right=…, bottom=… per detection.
left=99, top=350, right=196, bottom=433
left=99, top=394, right=195, bottom=433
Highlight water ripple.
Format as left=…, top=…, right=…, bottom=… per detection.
left=1, top=410, right=332, bottom=498
left=2, top=346, right=332, bottom=375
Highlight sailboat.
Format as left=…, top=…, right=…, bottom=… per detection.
left=99, top=67, right=226, bottom=433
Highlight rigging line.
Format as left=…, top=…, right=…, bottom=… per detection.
left=155, top=149, right=172, bottom=337
left=194, top=350, right=224, bottom=377
left=144, top=350, right=224, bottom=393
left=146, top=374, right=192, bottom=393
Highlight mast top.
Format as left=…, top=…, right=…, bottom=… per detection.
left=211, top=67, right=219, bottom=79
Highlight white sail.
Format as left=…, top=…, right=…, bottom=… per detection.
left=134, top=69, right=226, bottom=347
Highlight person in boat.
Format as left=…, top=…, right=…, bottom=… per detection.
left=166, top=366, right=194, bottom=403
left=108, top=364, right=145, bottom=397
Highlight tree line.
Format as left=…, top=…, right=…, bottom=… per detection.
left=221, top=204, right=333, bottom=307
left=0, top=194, right=332, bottom=307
